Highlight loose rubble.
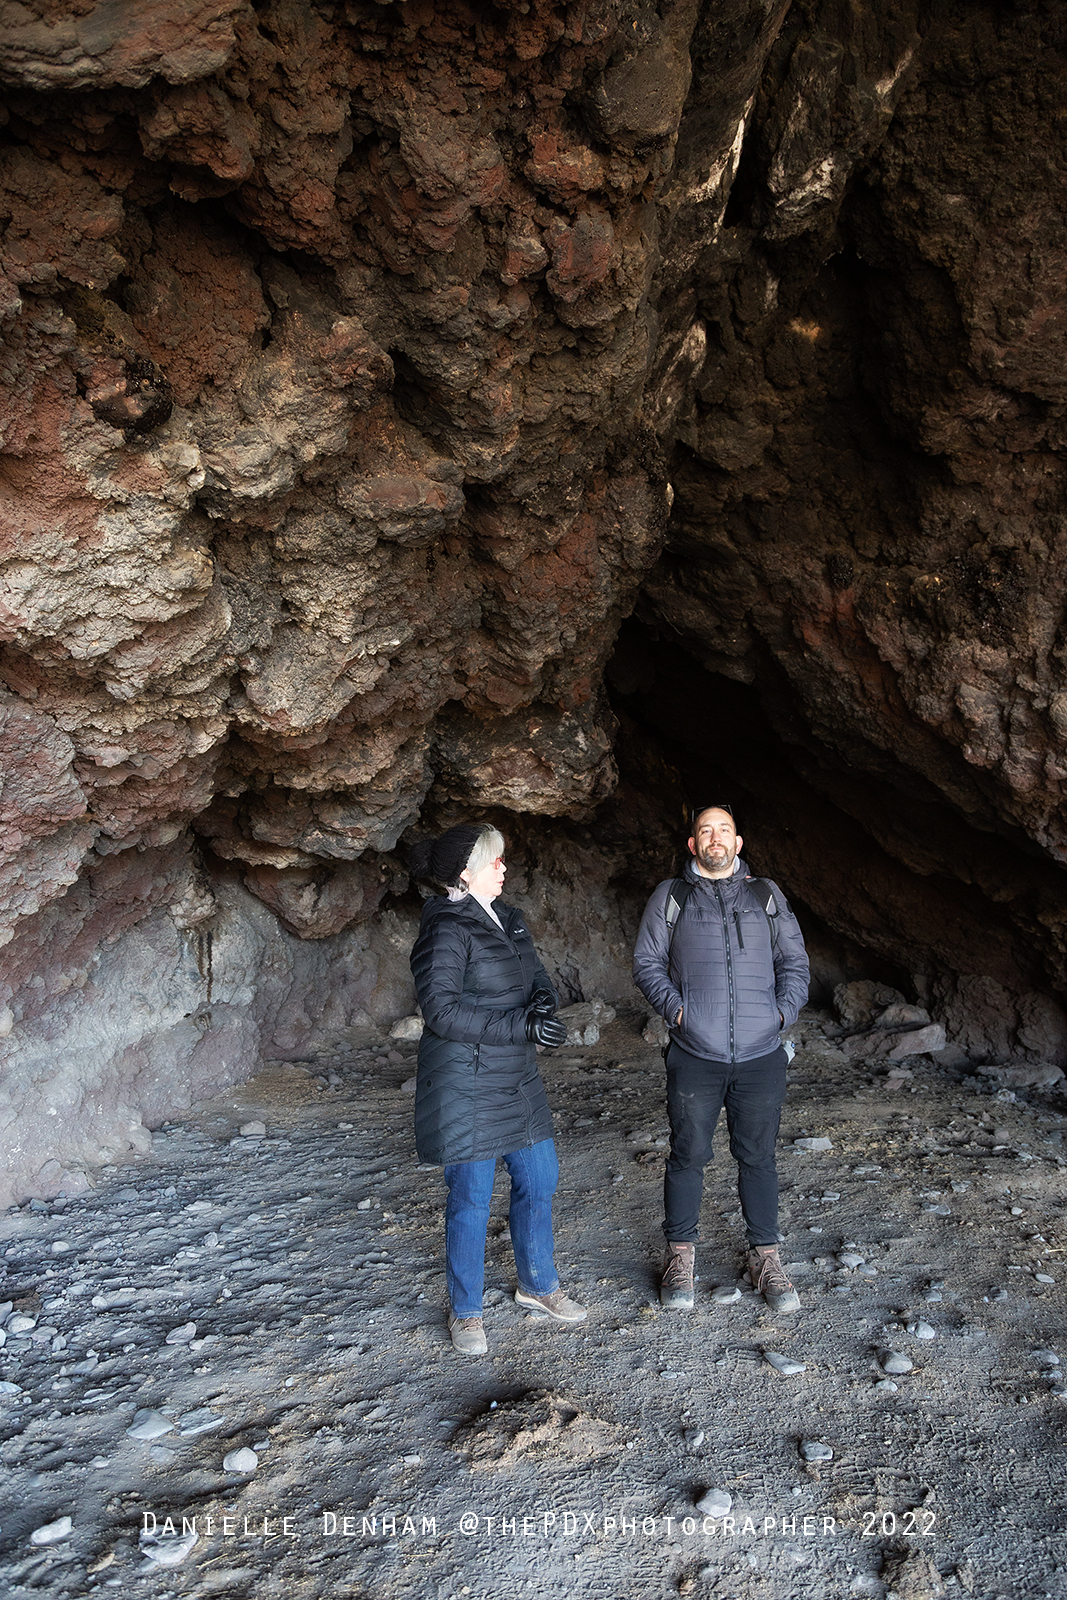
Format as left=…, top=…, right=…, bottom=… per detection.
left=0, top=999, right=1063, bottom=1598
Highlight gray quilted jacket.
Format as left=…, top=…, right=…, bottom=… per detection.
left=632, top=857, right=809, bottom=1063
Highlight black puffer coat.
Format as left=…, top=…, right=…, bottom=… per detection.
left=411, top=894, right=556, bottom=1165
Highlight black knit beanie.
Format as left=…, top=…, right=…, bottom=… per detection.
left=408, top=824, right=484, bottom=889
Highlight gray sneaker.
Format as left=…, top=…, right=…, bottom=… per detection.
left=660, top=1242, right=696, bottom=1309
left=514, top=1287, right=587, bottom=1322
left=448, top=1314, right=488, bottom=1355
left=746, top=1245, right=800, bottom=1314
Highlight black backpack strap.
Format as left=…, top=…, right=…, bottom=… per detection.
left=664, top=877, right=694, bottom=964
left=746, top=877, right=780, bottom=947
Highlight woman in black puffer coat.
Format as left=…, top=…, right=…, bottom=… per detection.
left=409, top=822, right=587, bottom=1355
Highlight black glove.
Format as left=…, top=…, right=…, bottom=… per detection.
left=525, top=1012, right=567, bottom=1048
left=528, top=989, right=557, bottom=1017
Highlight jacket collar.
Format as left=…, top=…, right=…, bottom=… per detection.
left=684, top=855, right=750, bottom=895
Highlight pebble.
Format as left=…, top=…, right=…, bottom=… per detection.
left=1035, top=1273, right=1056, bottom=1284
left=165, top=1322, right=197, bottom=1345
left=1032, top=1350, right=1059, bottom=1366
left=683, top=1428, right=706, bottom=1450
left=907, top=1321, right=936, bottom=1340
left=51, top=1241, right=71, bottom=1253
left=126, top=1409, right=173, bottom=1440
left=923, top=1291, right=943, bottom=1303
left=695, top=1489, right=732, bottom=1517
left=179, top=1407, right=226, bottom=1435
left=8, top=1314, right=37, bottom=1334
left=800, top=1440, right=833, bottom=1462
left=239, top=1121, right=267, bottom=1137
left=764, top=1352, right=806, bottom=1376
left=400, top=1078, right=418, bottom=1094
left=881, top=1351, right=913, bottom=1374
left=357, top=1198, right=372, bottom=1211
left=794, top=1137, right=832, bottom=1152
left=222, top=1447, right=259, bottom=1473
left=856, top=1264, right=877, bottom=1277
left=140, top=1530, right=198, bottom=1566
left=838, top=1253, right=865, bottom=1269
left=711, top=1286, right=742, bottom=1305
left=30, top=1515, right=73, bottom=1545
left=873, top=1379, right=898, bottom=1393
left=923, top=1204, right=952, bottom=1215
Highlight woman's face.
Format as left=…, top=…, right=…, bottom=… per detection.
left=462, top=851, right=506, bottom=900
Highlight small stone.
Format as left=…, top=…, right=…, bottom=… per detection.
left=179, top=1407, right=226, bottom=1435
left=356, top=1198, right=372, bottom=1211
left=222, top=1447, right=258, bottom=1473
left=683, top=1427, right=706, bottom=1450
left=165, top=1322, right=197, bottom=1345
left=0, top=1381, right=22, bottom=1395
left=8, top=1314, right=37, bottom=1334
left=923, top=1290, right=943, bottom=1303
left=711, top=1286, right=742, bottom=1304
left=1032, top=1350, right=1059, bottom=1365
left=764, top=1352, right=807, bottom=1376
left=794, top=1137, right=832, bottom=1152
left=873, top=1379, right=898, bottom=1392
left=239, top=1121, right=266, bottom=1137
left=51, top=1241, right=71, bottom=1253
left=400, top=1077, right=418, bottom=1093
left=140, top=1530, right=198, bottom=1566
left=30, top=1516, right=73, bottom=1545
left=402, top=1454, right=421, bottom=1466
left=838, top=1253, right=865, bottom=1269
left=1035, top=1273, right=1056, bottom=1284
left=695, top=1488, right=732, bottom=1517
left=923, top=1204, right=952, bottom=1215
left=907, top=1320, right=936, bottom=1340
left=856, top=1263, right=877, bottom=1277
left=126, top=1409, right=174, bottom=1441
left=800, top=1440, right=833, bottom=1462
left=881, top=1351, right=913, bottom=1375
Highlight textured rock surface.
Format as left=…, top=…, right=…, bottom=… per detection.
left=3, top=0, right=1067, bottom=1199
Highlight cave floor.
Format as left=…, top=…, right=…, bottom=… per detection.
left=2, top=1012, right=1066, bottom=1600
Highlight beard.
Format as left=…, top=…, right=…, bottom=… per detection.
left=696, top=840, right=736, bottom=875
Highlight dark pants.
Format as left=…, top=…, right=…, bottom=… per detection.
left=662, top=1041, right=788, bottom=1247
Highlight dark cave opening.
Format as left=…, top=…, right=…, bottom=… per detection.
left=603, top=614, right=1055, bottom=1007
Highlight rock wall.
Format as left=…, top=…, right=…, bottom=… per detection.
left=3, top=0, right=1067, bottom=1199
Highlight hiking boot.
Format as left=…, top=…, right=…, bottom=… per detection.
left=659, top=1242, right=696, bottom=1310
left=514, top=1286, right=587, bottom=1322
left=746, top=1245, right=800, bottom=1313
left=448, top=1314, right=488, bottom=1355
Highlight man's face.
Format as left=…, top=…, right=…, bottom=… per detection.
left=688, top=808, right=743, bottom=879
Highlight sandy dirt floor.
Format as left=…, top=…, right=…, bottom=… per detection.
left=2, top=1008, right=1066, bottom=1600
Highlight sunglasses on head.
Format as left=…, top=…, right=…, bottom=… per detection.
left=691, top=804, right=734, bottom=827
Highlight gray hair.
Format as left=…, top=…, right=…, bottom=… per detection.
left=461, top=825, right=505, bottom=882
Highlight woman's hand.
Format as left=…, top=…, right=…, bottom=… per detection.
left=525, top=1012, right=567, bottom=1048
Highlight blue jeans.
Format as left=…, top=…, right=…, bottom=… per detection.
left=663, top=1042, right=788, bottom=1247
left=444, top=1139, right=560, bottom=1317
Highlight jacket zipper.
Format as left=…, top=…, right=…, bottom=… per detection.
left=714, top=882, right=737, bottom=1062
left=472, top=1045, right=480, bottom=1074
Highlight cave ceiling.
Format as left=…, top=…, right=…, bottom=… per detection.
left=2, top=0, right=1067, bottom=1013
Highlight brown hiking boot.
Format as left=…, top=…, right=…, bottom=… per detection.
left=660, top=1242, right=696, bottom=1309
left=746, top=1245, right=800, bottom=1313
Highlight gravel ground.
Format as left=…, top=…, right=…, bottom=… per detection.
left=2, top=1008, right=1066, bottom=1600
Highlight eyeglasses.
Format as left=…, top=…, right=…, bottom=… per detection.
left=691, top=804, right=733, bottom=827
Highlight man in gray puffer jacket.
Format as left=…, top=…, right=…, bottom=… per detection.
left=632, top=806, right=809, bottom=1314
